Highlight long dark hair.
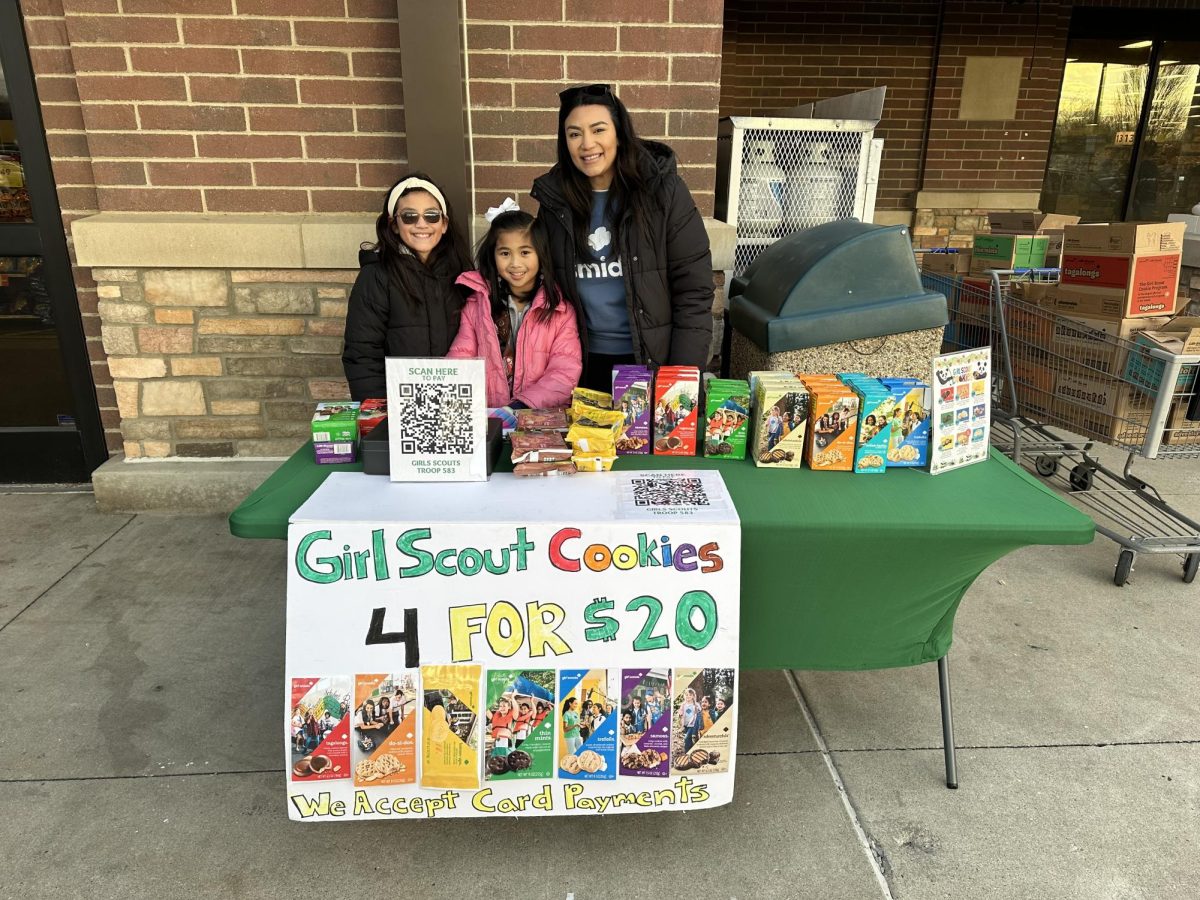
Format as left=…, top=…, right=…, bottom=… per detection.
left=555, top=87, right=654, bottom=262
left=369, top=171, right=471, bottom=302
left=475, top=209, right=561, bottom=323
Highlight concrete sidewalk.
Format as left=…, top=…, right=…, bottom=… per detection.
left=2, top=452, right=1199, bottom=900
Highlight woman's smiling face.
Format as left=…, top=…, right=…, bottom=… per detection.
left=564, top=104, right=619, bottom=189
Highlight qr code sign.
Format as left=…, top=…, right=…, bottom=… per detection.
left=630, top=476, right=711, bottom=507
left=394, top=382, right=475, bottom=455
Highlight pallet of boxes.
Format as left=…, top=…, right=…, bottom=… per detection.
left=1041, top=221, right=1187, bottom=445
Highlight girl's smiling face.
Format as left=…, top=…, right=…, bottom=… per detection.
left=564, top=104, right=619, bottom=189
left=494, top=228, right=540, bottom=298
left=391, top=189, right=447, bottom=263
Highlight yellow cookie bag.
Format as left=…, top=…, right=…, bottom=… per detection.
left=572, top=455, right=617, bottom=472
left=420, top=665, right=481, bottom=789
left=571, top=387, right=612, bottom=410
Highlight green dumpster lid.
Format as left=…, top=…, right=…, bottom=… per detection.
left=729, top=220, right=948, bottom=353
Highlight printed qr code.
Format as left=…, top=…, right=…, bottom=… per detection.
left=630, top=476, right=711, bottom=507
left=394, top=382, right=475, bottom=455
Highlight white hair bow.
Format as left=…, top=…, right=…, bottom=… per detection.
left=484, top=196, right=521, bottom=223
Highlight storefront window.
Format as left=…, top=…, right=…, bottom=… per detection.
left=1041, top=39, right=1150, bottom=221
left=0, top=61, right=31, bottom=222
left=1129, top=42, right=1200, bottom=220
left=0, top=256, right=75, bottom=427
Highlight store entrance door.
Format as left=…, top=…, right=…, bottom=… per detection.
left=1041, top=9, right=1200, bottom=223
left=0, top=0, right=105, bottom=482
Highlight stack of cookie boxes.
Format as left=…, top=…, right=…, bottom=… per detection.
left=747, top=371, right=931, bottom=472
left=1047, top=222, right=1186, bottom=442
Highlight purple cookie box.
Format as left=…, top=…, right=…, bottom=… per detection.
left=313, top=440, right=357, bottom=465
left=612, top=365, right=652, bottom=455
left=620, top=668, right=670, bottom=777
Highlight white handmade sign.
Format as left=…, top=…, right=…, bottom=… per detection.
left=285, top=470, right=740, bottom=820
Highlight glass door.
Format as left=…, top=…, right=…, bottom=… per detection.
left=1128, top=41, right=1200, bottom=221
left=0, top=0, right=105, bottom=482
left=1040, top=38, right=1151, bottom=221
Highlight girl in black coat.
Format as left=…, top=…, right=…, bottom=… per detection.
left=341, top=173, right=472, bottom=401
left=531, top=84, right=714, bottom=391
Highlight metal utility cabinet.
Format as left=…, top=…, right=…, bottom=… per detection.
left=716, top=106, right=883, bottom=276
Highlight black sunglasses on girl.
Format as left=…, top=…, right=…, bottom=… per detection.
left=558, top=83, right=613, bottom=105
left=396, top=210, right=443, bottom=225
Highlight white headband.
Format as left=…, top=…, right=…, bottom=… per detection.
left=386, top=177, right=447, bottom=219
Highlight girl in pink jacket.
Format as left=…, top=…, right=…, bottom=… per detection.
left=449, top=209, right=582, bottom=414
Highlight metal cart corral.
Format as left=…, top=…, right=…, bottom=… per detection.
left=924, top=267, right=1200, bottom=586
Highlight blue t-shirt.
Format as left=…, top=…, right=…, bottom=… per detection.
left=575, top=191, right=632, bottom=355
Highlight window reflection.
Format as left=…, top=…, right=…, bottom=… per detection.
left=1042, top=39, right=1150, bottom=221
left=1130, top=43, right=1200, bottom=220
left=0, top=52, right=30, bottom=221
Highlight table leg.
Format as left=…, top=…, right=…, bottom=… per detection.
left=938, top=654, right=959, bottom=789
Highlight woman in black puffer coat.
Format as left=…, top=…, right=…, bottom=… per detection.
left=531, top=84, right=714, bottom=391
left=341, top=173, right=472, bottom=401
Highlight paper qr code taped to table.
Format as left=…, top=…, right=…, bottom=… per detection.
left=393, top=382, right=475, bottom=455
left=629, top=476, right=711, bottom=507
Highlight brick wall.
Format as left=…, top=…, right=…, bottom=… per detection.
left=720, top=0, right=940, bottom=211
left=919, top=1, right=1065, bottom=196
left=26, top=0, right=405, bottom=215
left=21, top=0, right=406, bottom=454
left=462, top=0, right=725, bottom=216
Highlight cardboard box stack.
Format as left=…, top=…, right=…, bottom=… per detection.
left=987, top=212, right=1080, bottom=267
left=1058, top=222, right=1185, bottom=320
left=969, top=233, right=1050, bottom=275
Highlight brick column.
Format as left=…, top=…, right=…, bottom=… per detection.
left=462, top=0, right=725, bottom=215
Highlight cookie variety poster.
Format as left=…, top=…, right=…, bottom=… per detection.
left=930, top=348, right=992, bottom=474
left=285, top=470, right=740, bottom=820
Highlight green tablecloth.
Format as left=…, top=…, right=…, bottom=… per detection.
left=230, top=446, right=1092, bottom=671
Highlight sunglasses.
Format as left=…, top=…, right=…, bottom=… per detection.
left=396, top=210, right=443, bottom=225
left=558, top=83, right=613, bottom=105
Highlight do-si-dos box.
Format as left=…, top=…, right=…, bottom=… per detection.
left=969, top=234, right=1049, bottom=275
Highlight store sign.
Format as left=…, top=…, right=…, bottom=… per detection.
left=285, top=470, right=740, bottom=820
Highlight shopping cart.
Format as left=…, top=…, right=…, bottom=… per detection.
left=923, top=267, right=1200, bottom=586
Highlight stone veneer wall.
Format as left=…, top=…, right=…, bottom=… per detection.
left=95, top=267, right=355, bottom=459
left=95, top=264, right=729, bottom=460
left=911, top=208, right=1029, bottom=250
